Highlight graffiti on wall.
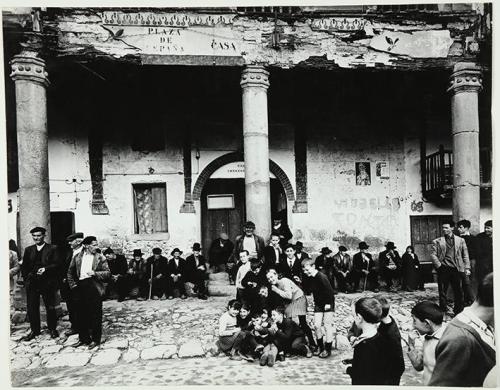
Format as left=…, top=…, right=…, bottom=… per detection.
left=333, top=196, right=401, bottom=211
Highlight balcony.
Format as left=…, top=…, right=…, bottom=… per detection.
left=423, top=145, right=492, bottom=201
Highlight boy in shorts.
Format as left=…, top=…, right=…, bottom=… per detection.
left=302, top=258, right=335, bottom=357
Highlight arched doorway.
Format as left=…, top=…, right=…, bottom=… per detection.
left=195, top=154, right=294, bottom=255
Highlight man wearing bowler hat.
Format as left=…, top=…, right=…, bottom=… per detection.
left=167, top=248, right=187, bottom=299
left=185, top=243, right=208, bottom=300
left=333, top=246, right=353, bottom=293
left=61, top=232, right=84, bottom=336
left=145, top=248, right=169, bottom=300
left=128, top=249, right=148, bottom=301
left=352, top=242, right=379, bottom=292
left=379, top=242, right=402, bottom=291
left=315, top=247, right=335, bottom=287
left=21, top=226, right=61, bottom=341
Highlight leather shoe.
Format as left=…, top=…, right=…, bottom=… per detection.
left=88, top=341, right=100, bottom=350
left=72, top=341, right=90, bottom=348
left=50, top=329, right=59, bottom=339
left=65, top=328, right=78, bottom=336
left=21, top=332, right=40, bottom=342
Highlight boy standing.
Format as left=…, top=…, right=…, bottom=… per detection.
left=345, top=297, right=388, bottom=385
left=235, top=250, right=251, bottom=300
left=302, top=258, right=335, bottom=358
left=407, top=300, right=446, bottom=385
left=377, top=296, right=405, bottom=384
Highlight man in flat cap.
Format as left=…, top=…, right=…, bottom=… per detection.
left=68, top=236, right=110, bottom=349
left=231, top=221, right=266, bottom=264
left=104, top=248, right=130, bottom=302
left=21, top=227, right=60, bottom=341
left=60, top=232, right=84, bottom=336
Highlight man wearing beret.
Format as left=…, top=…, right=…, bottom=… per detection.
left=21, top=227, right=61, bottom=341
left=60, top=232, right=84, bottom=336
left=68, top=236, right=110, bottom=349
left=104, top=248, right=130, bottom=302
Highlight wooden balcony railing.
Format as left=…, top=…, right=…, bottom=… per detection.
left=423, top=145, right=492, bottom=200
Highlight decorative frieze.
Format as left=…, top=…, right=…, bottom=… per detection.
left=447, top=62, right=482, bottom=95
left=102, top=11, right=235, bottom=27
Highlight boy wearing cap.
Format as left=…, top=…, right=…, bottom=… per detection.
left=379, top=242, right=402, bottom=291
left=185, top=243, right=208, bottom=300
left=145, top=248, right=169, bottom=300
left=352, top=242, right=379, bottom=292
left=128, top=249, right=148, bottom=301
left=21, top=226, right=61, bottom=341
left=167, top=248, right=187, bottom=299
left=241, top=258, right=267, bottom=310
left=61, top=232, right=84, bottom=335
left=104, top=248, right=130, bottom=302
left=67, top=236, right=110, bottom=349
left=333, top=246, right=352, bottom=293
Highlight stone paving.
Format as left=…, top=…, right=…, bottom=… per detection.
left=10, top=287, right=440, bottom=386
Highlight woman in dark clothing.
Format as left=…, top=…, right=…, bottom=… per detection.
left=401, top=246, right=423, bottom=291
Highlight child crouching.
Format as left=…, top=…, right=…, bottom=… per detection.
left=217, top=299, right=246, bottom=359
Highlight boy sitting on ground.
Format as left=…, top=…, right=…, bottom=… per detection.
left=216, top=299, right=246, bottom=360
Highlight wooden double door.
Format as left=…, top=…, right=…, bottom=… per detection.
left=201, top=178, right=286, bottom=255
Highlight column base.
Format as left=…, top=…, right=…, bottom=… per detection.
left=292, top=200, right=308, bottom=213
left=91, top=200, right=109, bottom=215
left=180, top=201, right=196, bottom=213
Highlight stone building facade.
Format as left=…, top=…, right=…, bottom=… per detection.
left=3, top=4, right=492, bottom=264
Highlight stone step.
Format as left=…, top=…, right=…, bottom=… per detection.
left=208, top=272, right=230, bottom=282
left=207, top=280, right=232, bottom=287
left=208, top=284, right=236, bottom=297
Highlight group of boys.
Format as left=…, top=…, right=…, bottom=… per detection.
left=345, top=272, right=495, bottom=386
left=103, top=243, right=209, bottom=302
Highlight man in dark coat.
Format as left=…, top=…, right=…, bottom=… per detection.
left=457, top=219, right=477, bottom=305
left=167, top=248, right=187, bottom=299
left=378, top=242, right=402, bottom=291
left=60, top=232, right=84, bottom=336
left=104, top=248, right=130, bottom=302
left=185, top=243, right=208, bottom=300
left=333, top=246, right=352, bottom=293
left=315, top=247, right=335, bottom=287
left=21, top=227, right=61, bottom=341
left=352, top=242, right=379, bottom=292
left=294, top=241, right=310, bottom=262
left=271, top=216, right=292, bottom=249
left=145, top=247, right=169, bottom=300
left=128, top=249, right=148, bottom=301
left=208, top=233, right=234, bottom=273
left=475, top=220, right=492, bottom=284
left=67, top=236, right=110, bottom=349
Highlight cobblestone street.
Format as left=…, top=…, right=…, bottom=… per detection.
left=11, top=288, right=439, bottom=386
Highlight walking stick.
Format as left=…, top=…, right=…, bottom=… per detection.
left=362, top=257, right=368, bottom=292
left=148, top=263, right=153, bottom=300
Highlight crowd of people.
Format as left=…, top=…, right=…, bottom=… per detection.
left=8, top=216, right=494, bottom=386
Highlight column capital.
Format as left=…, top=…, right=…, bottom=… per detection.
left=447, top=62, right=482, bottom=95
left=10, top=53, right=49, bottom=88
left=240, top=65, right=270, bottom=90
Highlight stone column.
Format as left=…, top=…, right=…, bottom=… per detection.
left=240, top=65, right=271, bottom=239
left=10, top=53, right=51, bottom=251
left=447, top=62, right=482, bottom=234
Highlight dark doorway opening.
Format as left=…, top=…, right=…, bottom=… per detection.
left=50, top=211, right=75, bottom=246
left=201, top=178, right=287, bottom=255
